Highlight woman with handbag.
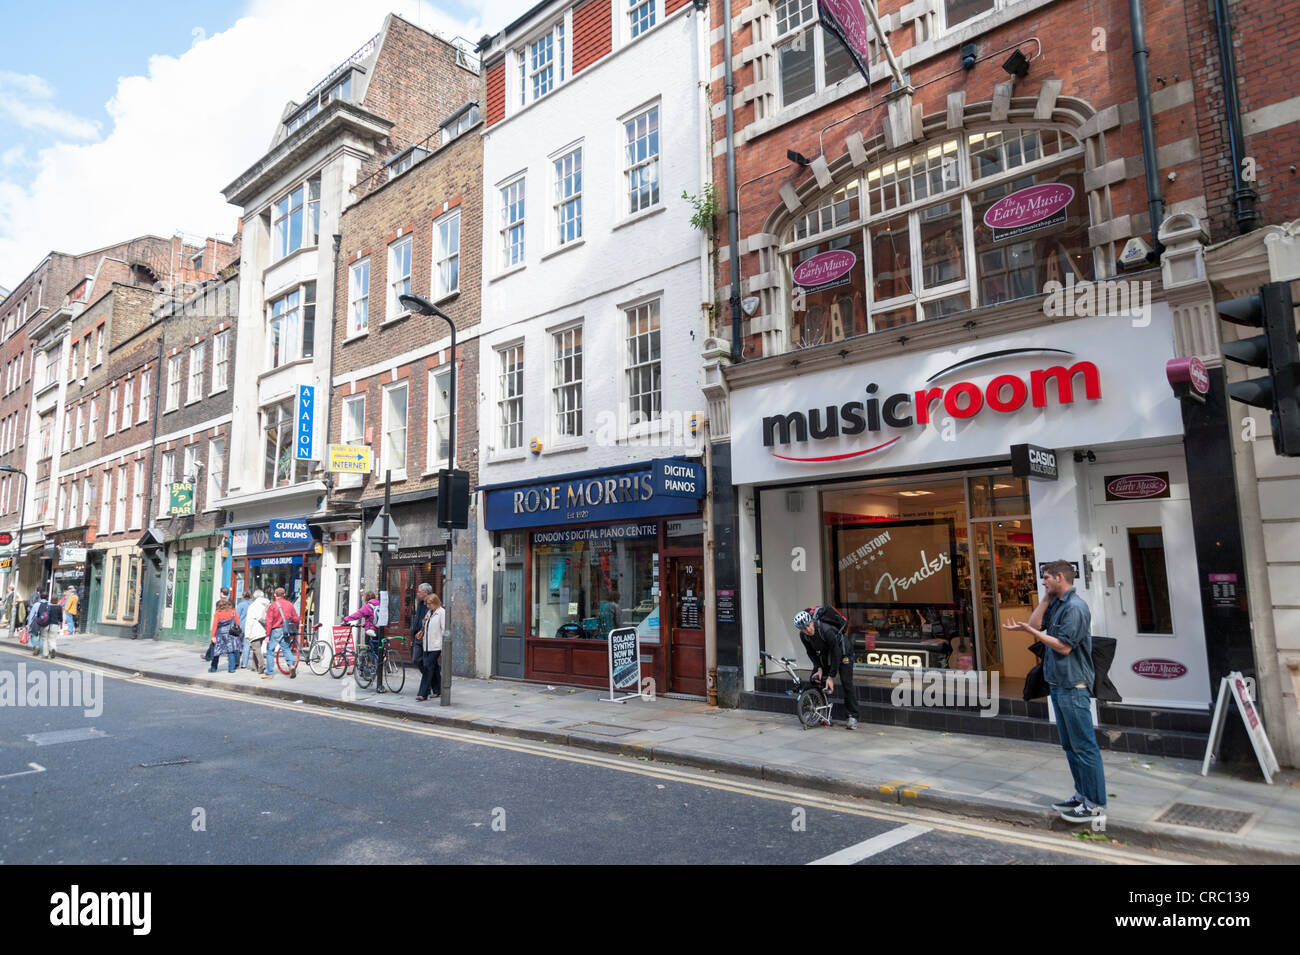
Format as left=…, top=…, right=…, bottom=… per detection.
left=208, top=597, right=241, bottom=673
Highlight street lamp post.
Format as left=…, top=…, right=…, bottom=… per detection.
left=399, top=293, right=463, bottom=707
left=0, top=464, right=28, bottom=640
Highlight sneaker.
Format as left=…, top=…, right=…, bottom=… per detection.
left=1059, top=803, right=1106, bottom=825
left=261, top=674, right=273, bottom=680
left=846, top=717, right=858, bottom=730
left=289, top=670, right=297, bottom=679
left=1051, top=796, right=1084, bottom=812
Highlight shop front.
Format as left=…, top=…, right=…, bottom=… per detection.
left=92, top=541, right=144, bottom=639
left=483, top=462, right=706, bottom=695
left=731, top=305, right=1217, bottom=727
left=228, top=519, right=321, bottom=632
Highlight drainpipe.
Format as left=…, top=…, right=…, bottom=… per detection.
left=723, top=0, right=743, bottom=362
left=1129, top=0, right=1166, bottom=261
left=324, top=233, right=342, bottom=503
left=1211, top=0, right=1260, bottom=233
left=133, top=334, right=165, bottom=640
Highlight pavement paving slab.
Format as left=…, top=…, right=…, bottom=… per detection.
left=5, top=629, right=1299, bottom=863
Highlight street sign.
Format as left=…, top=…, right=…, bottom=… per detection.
left=295, top=384, right=316, bottom=460
left=328, top=443, right=373, bottom=473
left=366, top=509, right=400, bottom=554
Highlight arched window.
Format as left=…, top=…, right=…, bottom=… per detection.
left=782, top=126, right=1092, bottom=349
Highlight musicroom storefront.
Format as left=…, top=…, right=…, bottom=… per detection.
left=481, top=461, right=706, bottom=695
left=730, top=304, right=1218, bottom=726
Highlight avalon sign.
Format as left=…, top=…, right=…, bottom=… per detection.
left=295, top=385, right=315, bottom=460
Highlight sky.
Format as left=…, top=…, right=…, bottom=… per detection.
left=0, top=0, right=535, bottom=289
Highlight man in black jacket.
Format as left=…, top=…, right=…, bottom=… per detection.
left=795, top=609, right=859, bottom=729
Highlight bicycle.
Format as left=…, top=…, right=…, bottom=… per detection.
left=760, top=650, right=832, bottom=730
left=306, top=622, right=334, bottom=676
left=356, top=631, right=406, bottom=694
left=330, top=624, right=364, bottom=682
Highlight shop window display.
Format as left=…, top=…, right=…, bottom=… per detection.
left=531, top=526, right=659, bottom=643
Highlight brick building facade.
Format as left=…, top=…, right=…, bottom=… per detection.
left=329, top=103, right=483, bottom=670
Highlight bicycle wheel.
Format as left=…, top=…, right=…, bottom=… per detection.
left=275, top=644, right=292, bottom=675
left=383, top=653, right=406, bottom=693
left=329, top=650, right=348, bottom=679
left=308, top=640, right=332, bottom=676
left=356, top=648, right=377, bottom=688
left=797, top=687, right=829, bottom=730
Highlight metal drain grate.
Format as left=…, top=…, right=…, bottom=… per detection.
left=1154, top=802, right=1253, bottom=833
left=564, top=722, right=638, bottom=737
left=138, top=758, right=195, bottom=768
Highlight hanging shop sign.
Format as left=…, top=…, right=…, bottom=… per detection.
left=269, top=519, right=312, bottom=543
left=1010, top=443, right=1059, bottom=481
left=1104, top=472, right=1170, bottom=501
left=983, top=183, right=1074, bottom=242
left=484, top=466, right=700, bottom=530
left=59, top=546, right=88, bottom=563
left=731, top=309, right=1184, bottom=483
left=169, top=482, right=195, bottom=516
left=1166, top=356, right=1210, bottom=403
left=651, top=458, right=705, bottom=499
left=295, top=384, right=316, bottom=460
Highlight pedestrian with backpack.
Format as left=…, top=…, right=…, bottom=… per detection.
left=794, top=606, right=859, bottom=730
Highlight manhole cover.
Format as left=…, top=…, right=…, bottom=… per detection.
left=25, top=728, right=109, bottom=746
left=1154, top=802, right=1253, bottom=833
left=564, top=722, right=637, bottom=737
left=138, top=758, right=195, bottom=768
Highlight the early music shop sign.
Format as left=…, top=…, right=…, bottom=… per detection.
left=731, top=309, right=1184, bottom=483
left=1104, top=472, right=1171, bottom=501
left=983, top=183, right=1075, bottom=242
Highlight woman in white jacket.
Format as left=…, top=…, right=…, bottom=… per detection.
left=416, top=592, right=445, bottom=701
left=245, top=590, right=271, bottom=673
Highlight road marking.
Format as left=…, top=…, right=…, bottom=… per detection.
left=808, top=823, right=931, bottom=865
left=0, top=647, right=1186, bottom=864
left=0, top=762, right=46, bottom=780
left=25, top=727, right=108, bottom=745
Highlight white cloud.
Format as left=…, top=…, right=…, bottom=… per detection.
left=0, top=0, right=530, bottom=288
left=0, top=71, right=101, bottom=140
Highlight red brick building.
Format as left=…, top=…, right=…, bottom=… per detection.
left=329, top=95, right=483, bottom=670
left=706, top=0, right=1299, bottom=759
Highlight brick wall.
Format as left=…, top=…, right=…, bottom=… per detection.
left=485, top=60, right=506, bottom=127
left=352, top=16, right=483, bottom=200
left=332, top=119, right=484, bottom=498
left=573, top=0, right=613, bottom=74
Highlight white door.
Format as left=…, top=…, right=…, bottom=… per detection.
left=1092, top=497, right=1212, bottom=708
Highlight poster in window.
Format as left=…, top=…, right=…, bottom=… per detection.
left=832, top=518, right=958, bottom=609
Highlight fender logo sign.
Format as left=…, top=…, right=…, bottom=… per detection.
left=761, top=348, right=1102, bottom=462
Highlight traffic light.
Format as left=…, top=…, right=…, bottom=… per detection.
left=437, top=468, right=470, bottom=529
left=1220, top=281, right=1300, bottom=456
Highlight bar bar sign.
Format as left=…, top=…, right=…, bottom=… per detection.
left=296, top=385, right=315, bottom=460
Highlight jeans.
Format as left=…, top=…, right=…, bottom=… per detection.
left=240, top=638, right=252, bottom=669
left=210, top=650, right=239, bottom=673
left=1049, top=684, right=1107, bottom=809
left=64, top=613, right=75, bottom=634
left=265, top=628, right=295, bottom=675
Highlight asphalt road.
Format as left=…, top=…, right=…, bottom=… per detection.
left=0, top=653, right=1172, bottom=865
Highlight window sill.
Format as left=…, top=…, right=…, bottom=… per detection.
left=378, top=470, right=407, bottom=484
left=257, top=357, right=313, bottom=383
left=267, top=243, right=320, bottom=276
left=185, top=397, right=203, bottom=408
left=208, top=386, right=228, bottom=398
left=343, top=330, right=369, bottom=344
left=541, top=239, right=585, bottom=262
left=490, top=263, right=527, bottom=284
left=433, top=289, right=460, bottom=307
left=541, top=442, right=587, bottom=457
left=487, top=450, right=528, bottom=465
left=163, top=405, right=179, bottom=415
left=612, top=204, right=666, bottom=232
left=381, top=311, right=411, bottom=328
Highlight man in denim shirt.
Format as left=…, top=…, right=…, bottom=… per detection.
left=1004, top=560, right=1106, bottom=826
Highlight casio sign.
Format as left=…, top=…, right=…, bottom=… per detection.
left=1010, top=443, right=1059, bottom=481
left=865, top=651, right=925, bottom=667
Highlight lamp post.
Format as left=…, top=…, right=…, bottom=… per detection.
left=398, top=293, right=464, bottom=706
left=0, top=464, right=28, bottom=640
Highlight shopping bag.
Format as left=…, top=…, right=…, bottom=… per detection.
left=18, top=627, right=27, bottom=645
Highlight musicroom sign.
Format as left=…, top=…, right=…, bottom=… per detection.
left=731, top=307, right=1184, bottom=484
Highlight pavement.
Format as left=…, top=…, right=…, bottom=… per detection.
left=7, top=628, right=1299, bottom=863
